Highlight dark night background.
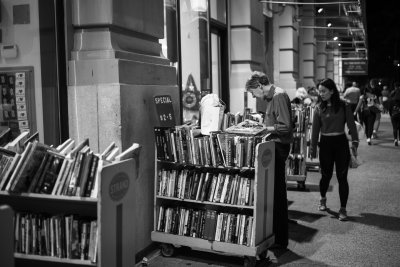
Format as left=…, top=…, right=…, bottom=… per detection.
left=366, top=0, right=400, bottom=84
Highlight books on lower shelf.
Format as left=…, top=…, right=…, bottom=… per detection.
left=14, top=211, right=98, bottom=263
left=155, top=205, right=255, bottom=247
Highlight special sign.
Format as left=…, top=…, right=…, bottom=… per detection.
left=154, top=95, right=176, bottom=127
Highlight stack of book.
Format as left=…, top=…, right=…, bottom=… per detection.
left=157, top=168, right=254, bottom=206
left=156, top=205, right=255, bottom=246
left=154, top=125, right=265, bottom=168
left=14, top=212, right=98, bottom=262
left=0, top=131, right=134, bottom=198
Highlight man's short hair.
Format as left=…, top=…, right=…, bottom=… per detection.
left=245, top=71, right=270, bottom=91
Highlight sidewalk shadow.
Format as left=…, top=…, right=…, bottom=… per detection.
left=265, top=249, right=327, bottom=267
left=288, top=220, right=319, bottom=243
left=350, top=212, right=400, bottom=231
left=288, top=210, right=325, bottom=223
left=287, top=183, right=333, bottom=193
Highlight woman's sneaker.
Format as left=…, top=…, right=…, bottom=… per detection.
left=338, top=208, right=348, bottom=221
left=367, top=138, right=371, bottom=145
left=395, top=140, right=399, bottom=146
left=318, top=197, right=327, bottom=211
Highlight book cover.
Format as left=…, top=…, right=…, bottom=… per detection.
left=5, top=142, right=34, bottom=191
left=77, top=151, right=94, bottom=197
left=38, top=153, right=64, bottom=194
left=208, top=210, right=217, bottom=241
left=66, top=146, right=89, bottom=196
left=207, top=174, right=218, bottom=202
left=55, top=160, right=73, bottom=196
left=70, top=218, right=80, bottom=259
left=33, top=155, right=55, bottom=194
left=199, top=172, right=212, bottom=202
left=0, top=153, right=18, bottom=190
left=27, top=153, right=50, bottom=193
left=83, top=154, right=99, bottom=197
left=50, top=157, right=69, bottom=195
left=216, top=133, right=227, bottom=166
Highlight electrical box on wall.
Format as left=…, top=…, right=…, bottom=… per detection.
left=1, top=45, right=18, bottom=59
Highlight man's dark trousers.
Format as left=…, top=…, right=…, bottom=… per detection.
left=273, top=142, right=291, bottom=248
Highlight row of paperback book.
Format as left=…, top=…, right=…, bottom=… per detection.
left=157, top=167, right=254, bottom=206
left=0, top=131, right=125, bottom=197
left=14, top=212, right=97, bottom=262
left=156, top=206, right=255, bottom=247
left=155, top=126, right=264, bottom=168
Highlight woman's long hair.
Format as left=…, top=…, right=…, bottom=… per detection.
left=318, top=78, right=344, bottom=113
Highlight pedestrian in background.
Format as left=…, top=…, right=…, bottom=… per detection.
left=245, top=71, right=293, bottom=249
left=354, top=81, right=381, bottom=145
left=310, top=78, right=359, bottom=221
left=343, top=81, right=361, bottom=121
left=381, top=85, right=390, bottom=114
left=369, top=79, right=383, bottom=138
left=389, top=83, right=400, bottom=146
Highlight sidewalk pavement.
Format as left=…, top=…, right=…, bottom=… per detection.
left=143, top=114, right=400, bottom=267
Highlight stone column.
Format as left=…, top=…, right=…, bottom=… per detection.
left=273, top=4, right=299, bottom=99
left=316, top=39, right=327, bottom=82
left=68, top=0, right=180, bottom=254
left=229, top=0, right=264, bottom=114
left=327, top=51, right=334, bottom=80
left=299, top=5, right=316, bottom=88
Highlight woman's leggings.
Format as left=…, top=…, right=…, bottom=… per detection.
left=391, top=115, right=400, bottom=140
left=362, top=109, right=376, bottom=138
left=319, top=134, right=350, bottom=208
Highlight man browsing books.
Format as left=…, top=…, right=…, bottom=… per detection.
left=245, top=71, right=293, bottom=251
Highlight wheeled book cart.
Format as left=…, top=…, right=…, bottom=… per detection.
left=286, top=106, right=308, bottom=190
left=151, top=140, right=275, bottom=267
left=0, top=145, right=140, bottom=267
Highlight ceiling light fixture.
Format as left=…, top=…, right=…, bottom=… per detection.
left=333, top=36, right=338, bottom=41
left=327, top=22, right=332, bottom=27
left=318, top=7, right=324, bottom=13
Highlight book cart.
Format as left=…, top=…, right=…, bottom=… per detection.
left=0, top=138, right=140, bottom=267
left=286, top=105, right=308, bottom=190
left=151, top=124, right=275, bottom=267
left=305, top=105, right=320, bottom=173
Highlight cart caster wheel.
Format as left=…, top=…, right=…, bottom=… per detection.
left=243, top=256, right=257, bottom=267
left=297, top=181, right=306, bottom=190
left=160, top=243, right=175, bottom=257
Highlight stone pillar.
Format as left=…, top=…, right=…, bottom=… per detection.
left=68, top=0, right=180, bottom=254
left=316, top=39, right=327, bottom=82
left=299, top=5, right=316, bottom=88
left=229, top=0, right=264, bottom=114
left=273, top=4, right=299, bottom=99
left=327, top=51, right=334, bottom=80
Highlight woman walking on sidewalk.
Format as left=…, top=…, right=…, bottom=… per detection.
left=310, top=78, right=359, bottom=221
left=354, top=84, right=381, bottom=145
left=389, top=85, right=400, bottom=146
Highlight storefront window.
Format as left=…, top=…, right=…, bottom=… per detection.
left=179, top=0, right=210, bottom=123
left=210, top=0, right=226, bottom=24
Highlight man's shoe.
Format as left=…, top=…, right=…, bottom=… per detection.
left=395, top=140, right=399, bottom=146
left=372, top=131, right=378, bottom=139
left=338, top=208, right=348, bottom=221
left=367, top=138, right=371, bottom=145
left=318, top=197, right=327, bottom=211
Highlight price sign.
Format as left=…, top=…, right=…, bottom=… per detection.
left=154, top=95, right=176, bottom=127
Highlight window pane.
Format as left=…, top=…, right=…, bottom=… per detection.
left=210, top=0, right=226, bottom=24
left=179, top=0, right=209, bottom=123
left=211, top=33, right=221, bottom=98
